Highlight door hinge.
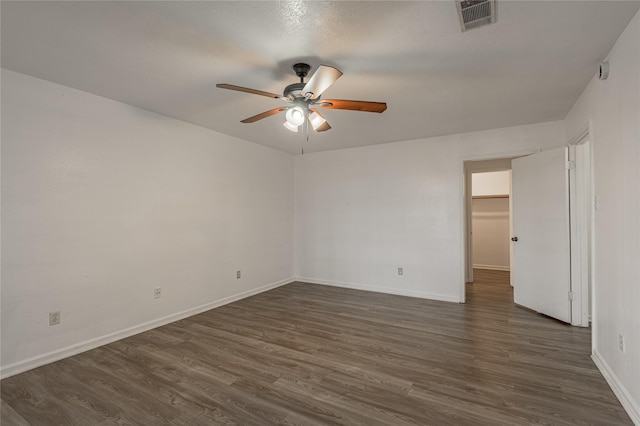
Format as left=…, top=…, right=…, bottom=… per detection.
left=566, top=160, right=576, bottom=170
left=568, top=291, right=574, bottom=301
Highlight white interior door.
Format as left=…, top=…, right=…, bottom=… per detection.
left=512, top=147, right=571, bottom=323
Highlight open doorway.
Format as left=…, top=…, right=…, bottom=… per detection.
left=463, top=157, right=513, bottom=285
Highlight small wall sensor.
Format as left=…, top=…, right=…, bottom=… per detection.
left=599, top=62, right=609, bottom=80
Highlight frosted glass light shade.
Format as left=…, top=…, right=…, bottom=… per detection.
left=283, top=121, right=299, bottom=132
left=308, top=111, right=327, bottom=130
left=285, top=107, right=305, bottom=126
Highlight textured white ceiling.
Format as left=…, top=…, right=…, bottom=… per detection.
left=2, top=1, right=639, bottom=154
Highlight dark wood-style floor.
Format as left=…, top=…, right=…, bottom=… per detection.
left=1, top=270, right=632, bottom=425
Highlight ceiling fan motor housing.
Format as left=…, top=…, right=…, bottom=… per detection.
left=284, top=82, right=306, bottom=99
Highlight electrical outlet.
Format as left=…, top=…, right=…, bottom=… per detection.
left=236, top=270, right=241, bottom=279
left=619, top=334, right=624, bottom=352
left=398, top=267, right=404, bottom=276
left=154, top=287, right=162, bottom=299
left=49, top=311, right=61, bottom=326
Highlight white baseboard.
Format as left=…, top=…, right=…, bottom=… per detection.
left=0, top=277, right=295, bottom=379
left=592, top=350, right=640, bottom=425
left=473, top=264, right=510, bottom=271
left=296, top=277, right=461, bottom=303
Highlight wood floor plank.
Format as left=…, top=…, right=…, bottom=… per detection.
left=0, top=399, right=30, bottom=426
left=1, top=269, right=633, bottom=425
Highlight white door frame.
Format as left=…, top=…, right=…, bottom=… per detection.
left=568, top=126, right=593, bottom=327
left=465, top=165, right=512, bottom=282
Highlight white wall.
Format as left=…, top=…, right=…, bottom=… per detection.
left=471, top=171, right=511, bottom=270
left=564, top=11, right=640, bottom=422
left=472, top=171, right=510, bottom=196
left=295, top=121, right=565, bottom=302
left=1, top=70, right=295, bottom=377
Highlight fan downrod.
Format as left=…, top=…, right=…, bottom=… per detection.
left=292, top=63, right=311, bottom=82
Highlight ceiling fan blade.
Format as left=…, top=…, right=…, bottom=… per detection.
left=216, top=83, right=282, bottom=99
left=309, top=108, right=331, bottom=132
left=302, top=65, right=343, bottom=99
left=240, top=107, right=287, bottom=123
left=320, top=99, right=387, bottom=113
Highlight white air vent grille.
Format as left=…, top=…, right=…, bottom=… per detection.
left=456, top=0, right=496, bottom=32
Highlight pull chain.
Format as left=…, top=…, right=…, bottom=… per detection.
left=301, top=112, right=310, bottom=155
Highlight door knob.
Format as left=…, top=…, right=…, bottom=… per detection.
left=511, top=236, right=518, bottom=242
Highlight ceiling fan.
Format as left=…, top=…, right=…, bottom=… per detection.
left=216, top=63, right=387, bottom=133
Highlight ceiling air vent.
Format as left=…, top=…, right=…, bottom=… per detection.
left=456, top=0, right=496, bottom=32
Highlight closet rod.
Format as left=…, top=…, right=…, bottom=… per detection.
left=472, top=195, right=509, bottom=199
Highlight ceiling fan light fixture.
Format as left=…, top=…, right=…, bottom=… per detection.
left=283, top=120, right=299, bottom=132
left=216, top=62, right=387, bottom=135
left=309, top=111, right=327, bottom=130
left=285, top=107, right=305, bottom=126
